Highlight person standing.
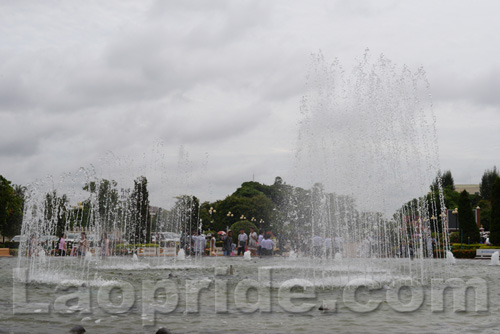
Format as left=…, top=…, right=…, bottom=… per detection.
left=193, top=231, right=205, bottom=256
left=101, top=233, right=110, bottom=257
left=312, top=235, right=323, bottom=258
left=237, top=229, right=248, bottom=256
left=257, top=231, right=264, bottom=257
left=261, top=233, right=275, bottom=256
left=58, top=234, right=67, bottom=256
left=334, top=235, right=344, bottom=255
left=209, top=234, right=217, bottom=256
left=248, top=227, right=258, bottom=256
left=222, top=231, right=233, bottom=256
left=79, top=232, right=88, bottom=257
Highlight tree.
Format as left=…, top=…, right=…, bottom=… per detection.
left=44, top=191, right=69, bottom=237
left=130, top=176, right=151, bottom=244
left=457, top=190, right=480, bottom=244
left=214, top=192, right=276, bottom=233
left=230, top=220, right=259, bottom=243
left=170, top=195, right=200, bottom=233
left=0, top=176, right=24, bottom=241
left=83, top=179, right=119, bottom=231
left=431, top=170, right=454, bottom=191
left=489, top=177, right=500, bottom=245
left=479, top=166, right=499, bottom=201
left=10, top=184, right=25, bottom=238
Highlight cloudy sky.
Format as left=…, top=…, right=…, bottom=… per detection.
left=1, top=0, right=499, bottom=208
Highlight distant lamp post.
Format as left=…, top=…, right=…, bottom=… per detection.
left=226, top=211, right=234, bottom=230
left=259, top=219, right=264, bottom=231
left=209, top=207, right=216, bottom=231
left=251, top=217, right=256, bottom=223
left=439, top=212, right=447, bottom=245
left=476, top=206, right=481, bottom=231
left=240, top=215, right=246, bottom=220
left=452, top=207, right=460, bottom=248
left=430, top=215, right=437, bottom=233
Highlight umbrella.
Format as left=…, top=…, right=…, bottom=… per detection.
left=218, top=231, right=226, bottom=235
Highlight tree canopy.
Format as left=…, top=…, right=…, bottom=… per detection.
left=458, top=190, right=480, bottom=244
left=489, top=177, right=500, bottom=245
left=0, top=175, right=24, bottom=241
left=479, top=166, right=499, bottom=201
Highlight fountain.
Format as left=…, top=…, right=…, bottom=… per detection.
left=490, top=251, right=499, bottom=265
left=15, top=52, right=450, bottom=285
left=288, top=51, right=449, bottom=283
left=446, top=250, right=456, bottom=264
left=176, top=248, right=186, bottom=261
left=7, top=52, right=466, bottom=334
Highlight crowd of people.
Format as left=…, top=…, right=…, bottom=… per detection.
left=180, top=227, right=278, bottom=257
left=51, top=232, right=110, bottom=257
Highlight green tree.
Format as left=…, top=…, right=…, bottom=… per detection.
left=170, top=195, right=200, bottom=233
left=479, top=166, right=499, bottom=201
left=229, top=220, right=259, bottom=243
left=432, top=170, right=455, bottom=191
left=199, top=201, right=217, bottom=232
left=489, top=177, right=500, bottom=245
left=458, top=190, right=480, bottom=244
left=130, top=176, right=151, bottom=244
left=215, top=192, right=276, bottom=233
left=83, top=179, right=119, bottom=231
left=44, top=191, right=69, bottom=237
left=0, top=176, right=24, bottom=241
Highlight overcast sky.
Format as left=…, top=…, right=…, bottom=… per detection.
left=1, top=0, right=499, bottom=208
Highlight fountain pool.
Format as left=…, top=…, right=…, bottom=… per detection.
left=2, top=256, right=499, bottom=333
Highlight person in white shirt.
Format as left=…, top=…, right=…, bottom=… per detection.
left=193, top=232, right=206, bottom=256
left=260, top=234, right=275, bottom=256
left=248, top=227, right=258, bottom=256
left=237, top=229, right=248, bottom=256
left=257, top=231, right=264, bottom=256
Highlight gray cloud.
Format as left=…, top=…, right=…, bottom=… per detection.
left=1, top=0, right=499, bottom=207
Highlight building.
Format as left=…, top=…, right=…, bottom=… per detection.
left=454, top=184, right=480, bottom=196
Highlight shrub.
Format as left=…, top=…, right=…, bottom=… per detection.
left=139, top=243, right=160, bottom=248
left=449, top=232, right=459, bottom=243
left=229, top=220, right=259, bottom=243
left=452, top=249, right=476, bottom=259
left=451, top=243, right=481, bottom=250
left=9, top=249, right=18, bottom=256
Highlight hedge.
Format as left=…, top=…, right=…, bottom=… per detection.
left=449, top=232, right=460, bottom=244
left=450, top=243, right=500, bottom=250
left=452, top=249, right=476, bottom=259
